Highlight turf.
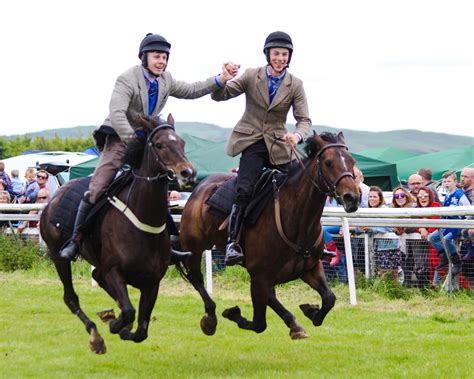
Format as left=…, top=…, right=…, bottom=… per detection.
left=1, top=269, right=473, bottom=378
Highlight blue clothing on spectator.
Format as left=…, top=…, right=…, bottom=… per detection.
left=23, top=181, right=40, bottom=203
left=11, top=177, right=24, bottom=196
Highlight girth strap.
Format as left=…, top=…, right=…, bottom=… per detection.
left=108, top=196, right=166, bottom=234
left=274, top=192, right=324, bottom=258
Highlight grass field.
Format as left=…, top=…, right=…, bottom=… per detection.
left=1, top=264, right=473, bottom=378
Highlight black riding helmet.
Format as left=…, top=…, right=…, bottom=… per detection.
left=263, top=31, right=293, bottom=66
left=139, top=33, right=172, bottom=70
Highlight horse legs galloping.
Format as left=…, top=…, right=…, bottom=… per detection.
left=53, top=257, right=106, bottom=354
left=300, top=260, right=336, bottom=326
left=119, top=283, right=160, bottom=343
left=267, top=287, right=309, bottom=339
left=222, top=275, right=269, bottom=333
left=102, top=267, right=136, bottom=335
left=180, top=253, right=217, bottom=335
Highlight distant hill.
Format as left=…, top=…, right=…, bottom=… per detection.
left=5, top=123, right=472, bottom=154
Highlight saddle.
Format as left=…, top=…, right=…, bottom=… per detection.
left=206, top=168, right=288, bottom=225
left=50, top=170, right=133, bottom=234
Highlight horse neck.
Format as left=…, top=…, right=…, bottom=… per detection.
left=127, top=159, right=169, bottom=226
left=282, top=159, right=326, bottom=229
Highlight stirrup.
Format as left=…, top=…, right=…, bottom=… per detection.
left=225, top=242, right=244, bottom=266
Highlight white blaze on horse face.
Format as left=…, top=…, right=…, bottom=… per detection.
left=168, top=134, right=177, bottom=142
left=341, top=155, right=349, bottom=171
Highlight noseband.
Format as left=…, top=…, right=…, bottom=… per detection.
left=132, top=123, right=177, bottom=182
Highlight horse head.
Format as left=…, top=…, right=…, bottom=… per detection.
left=305, top=131, right=359, bottom=213
left=129, top=113, right=196, bottom=187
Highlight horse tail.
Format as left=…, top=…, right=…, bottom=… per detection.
left=173, top=261, right=193, bottom=284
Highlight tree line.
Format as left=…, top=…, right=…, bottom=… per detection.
left=0, top=135, right=94, bottom=159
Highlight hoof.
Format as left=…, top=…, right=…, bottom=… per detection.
left=200, top=314, right=217, bottom=336
left=89, top=329, right=107, bottom=354
left=299, top=303, right=319, bottom=319
left=97, top=309, right=116, bottom=325
left=222, top=306, right=241, bottom=322
left=289, top=323, right=309, bottom=340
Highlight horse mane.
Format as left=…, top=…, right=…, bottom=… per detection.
left=303, top=132, right=339, bottom=158
left=123, top=137, right=146, bottom=169
left=122, top=115, right=168, bottom=169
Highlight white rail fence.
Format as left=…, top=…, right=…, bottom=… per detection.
left=2, top=204, right=473, bottom=304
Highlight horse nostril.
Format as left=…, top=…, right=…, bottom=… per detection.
left=180, top=168, right=193, bottom=179
left=343, top=193, right=357, bottom=204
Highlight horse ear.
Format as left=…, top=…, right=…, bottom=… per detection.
left=337, top=131, right=345, bottom=144
left=134, top=114, right=154, bottom=132
left=167, top=113, right=175, bottom=126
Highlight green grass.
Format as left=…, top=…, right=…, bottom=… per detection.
left=1, top=265, right=473, bottom=378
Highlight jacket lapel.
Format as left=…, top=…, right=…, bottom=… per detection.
left=137, top=68, right=149, bottom=115
left=256, top=67, right=270, bottom=107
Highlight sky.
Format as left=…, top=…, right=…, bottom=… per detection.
left=1, top=0, right=473, bottom=138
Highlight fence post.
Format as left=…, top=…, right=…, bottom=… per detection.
left=364, top=233, right=370, bottom=279
left=205, top=249, right=213, bottom=295
left=342, top=217, right=357, bottom=305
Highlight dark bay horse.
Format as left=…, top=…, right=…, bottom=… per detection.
left=178, top=132, right=359, bottom=338
left=40, top=114, right=195, bottom=353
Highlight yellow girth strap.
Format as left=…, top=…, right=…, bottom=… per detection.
left=107, top=196, right=166, bottom=234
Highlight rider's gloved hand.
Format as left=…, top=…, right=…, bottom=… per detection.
left=135, top=129, right=147, bottom=141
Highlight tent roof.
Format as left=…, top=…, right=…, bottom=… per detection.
left=356, top=147, right=418, bottom=163
left=396, top=145, right=474, bottom=180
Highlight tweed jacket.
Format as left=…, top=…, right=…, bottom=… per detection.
left=211, top=66, right=312, bottom=165
left=100, top=65, right=219, bottom=143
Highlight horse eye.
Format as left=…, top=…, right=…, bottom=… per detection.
left=155, top=143, right=162, bottom=149
left=325, top=160, right=333, bottom=168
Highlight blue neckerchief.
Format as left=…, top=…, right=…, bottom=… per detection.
left=266, top=65, right=285, bottom=104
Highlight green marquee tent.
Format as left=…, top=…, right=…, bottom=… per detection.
left=70, top=135, right=400, bottom=190
left=395, top=145, right=474, bottom=180
left=356, top=147, right=418, bottom=163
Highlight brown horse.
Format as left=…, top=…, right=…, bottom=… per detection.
left=178, top=132, right=359, bottom=338
left=40, top=114, right=195, bottom=353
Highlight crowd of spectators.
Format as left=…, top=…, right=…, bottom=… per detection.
left=323, top=166, right=473, bottom=289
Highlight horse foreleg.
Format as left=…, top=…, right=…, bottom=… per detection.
left=119, top=282, right=159, bottom=343
left=300, top=260, right=336, bottom=327
left=53, top=257, right=106, bottom=354
left=268, top=287, right=309, bottom=339
left=103, top=267, right=136, bottom=334
left=222, top=275, right=269, bottom=333
left=184, top=255, right=217, bottom=336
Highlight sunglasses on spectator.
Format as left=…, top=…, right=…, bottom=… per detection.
left=37, top=196, right=48, bottom=200
left=417, top=195, right=429, bottom=200
left=37, top=175, right=48, bottom=179
left=409, top=182, right=422, bottom=185
left=394, top=193, right=406, bottom=199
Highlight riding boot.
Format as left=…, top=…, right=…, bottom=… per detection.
left=225, top=204, right=245, bottom=266
left=326, top=240, right=343, bottom=267
left=166, top=211, right=192, bottom=264
left=451, top=253, right=462, bottom=276
left=435, top=250, right=449, bottom=271
left=59, top=198, right=93, bottom=261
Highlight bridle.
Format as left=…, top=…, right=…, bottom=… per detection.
left=131, top=123, right=178, bottom=183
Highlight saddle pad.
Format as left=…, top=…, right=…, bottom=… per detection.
left=50, top=177, right=91, bottom=233
left=206, top=170, right=288, bottom=225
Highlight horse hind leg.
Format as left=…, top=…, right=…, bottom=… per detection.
left=119, top=282, right=160, bottom=343
left=268, top=287, right=309, bottom=340
left=53, top=257, right=106, bottom=354
left=300, top=261, right=336, bottom=327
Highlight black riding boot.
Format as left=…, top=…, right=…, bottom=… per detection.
left=59, top=199, right=93, bottom=261
left=225, top=204, right=245, bottom=266
left=435, top=250, right=449, bottom=270
left=166, top=211, right=192, bottom=264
